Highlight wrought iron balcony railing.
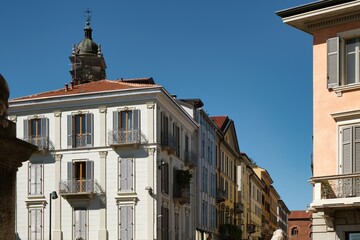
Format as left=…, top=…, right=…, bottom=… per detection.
left=311, top=173, right=360, bottom=199
left=216, top=189, right=227, bottom=203
left=184, top=150, right=197, bottom=168
left=161, top=133, right=176, bottom=151
left=24, top=136, right=53, bottom=151
left=59, top=179, right=106, bottom=204
left=108, top=129, right=147, bottom=146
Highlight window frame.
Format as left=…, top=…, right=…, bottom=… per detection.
left=67, top=112, right=94, bottom=148
left=28, top=162, right=43, bottom=196
left=28, top=207, right=43, bottom=240
left=118, top=157, right=135, bottom=193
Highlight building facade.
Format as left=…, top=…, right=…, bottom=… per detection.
left=11, top=21, right=199, bottom=240
left=288, top=211, right=312, bottom=240
left=278, top=0, right=360, bottom=239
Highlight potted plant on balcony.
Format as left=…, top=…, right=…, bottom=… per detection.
left=176, top=169, right=192, bottom=188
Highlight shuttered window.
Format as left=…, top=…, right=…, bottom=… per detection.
left=67, top=160, right=94, bottom=193
left=327, top=37, right=340, bottom=88
left=24, top=118, right=49, bottom=150
left=119, top=205, right=134, bottom=240
left=67, top=113, right=94, bottom=148
left=161, top=162, right=169, bottom=194
left=28, top=163, right=43, bottom=196
left=118, top=158, right=134, bottom=192
left=29, top=208, right=43, bottom=240
left=73, top=209, right=87, bottom=240
left=340, top=125, right=360, bottom=174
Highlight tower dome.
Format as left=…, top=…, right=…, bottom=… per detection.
left=77, top=21, right=99, bottom=55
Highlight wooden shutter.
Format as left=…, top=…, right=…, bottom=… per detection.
left=342, top=126, right=352, bottom=174
left=119, top=205, right=133, bottom=240
left=67, top=115, right=73, bottom=148
left=133, top=110, right=140, bottom=130
left=113, top=111, right=119, bottom=131
left=74, top=209, right=87, bottom=240
left=327, top=37, right=340, bottom=88
left=23, top=119, right=29, bottom=140
left=354, top=126, right=360, bottom=172
left=86, top=113, right=94, bottom=147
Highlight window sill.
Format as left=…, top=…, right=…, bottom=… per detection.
left=333, top=83, right=360, bottom=96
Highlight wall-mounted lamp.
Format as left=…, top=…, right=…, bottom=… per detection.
left=157, top=160, right=165, bottom=170
left=145, top=186, right=153, bottom=196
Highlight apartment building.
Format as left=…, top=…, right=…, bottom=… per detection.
left=288, top=211, right=312, bottom=240
left=211, top=116, right=242, bottom=240
left=278, top=0, right=360, bottom=239
left=10, top=20, right=198, bottom=240
left=179, top=99, right=217, bottom=240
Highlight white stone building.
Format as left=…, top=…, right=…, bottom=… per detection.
left=10, top=20, right=198, bottom=240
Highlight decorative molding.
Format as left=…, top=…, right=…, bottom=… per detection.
left=307, top=12, right=360, bottom=31
left=99, top=151, right=108, bottom=158
left=25, top=196, right=47, bottom=207
left=99, top=106, right=107, bottom=113
left=331, top=109, right=360, bottom=122
left=53, top=154, right=63, bottom=162
left=147, top=102, right=155, bottom=109
left=54, top=111, right=62, bottom=117
left=9, top=115, right=16, bottom=122
left=115, top=193, right=138, bottom=204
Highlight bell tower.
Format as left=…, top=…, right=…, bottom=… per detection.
left=69, top=10, right=106, bottom=85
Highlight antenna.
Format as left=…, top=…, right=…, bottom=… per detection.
left=84, top=8, right=92, bottom=23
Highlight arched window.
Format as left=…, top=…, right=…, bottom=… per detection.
left=291, top=227, right=299, bottom=236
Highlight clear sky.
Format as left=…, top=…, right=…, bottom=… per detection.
left=1, top=0, right=314, bottom=210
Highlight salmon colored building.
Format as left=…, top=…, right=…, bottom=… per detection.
left=278, top=0, right=360, bottom=239
left=288, top=211, right=312, bottom=240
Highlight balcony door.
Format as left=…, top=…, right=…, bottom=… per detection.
left=113, top=109, right=140, bottom=143
left=67, top=160, right=94, bottom=193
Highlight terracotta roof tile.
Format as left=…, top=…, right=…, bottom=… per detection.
left=210, top=116, right=228, bottom=129
left=289, top=210, right=312, bottom=219
left=12, top=78, right=158, bottom=101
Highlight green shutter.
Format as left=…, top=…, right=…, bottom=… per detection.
left=327, top=37, right=340, bottom=88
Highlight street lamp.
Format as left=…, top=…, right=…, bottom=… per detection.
left=49, top=191, right=58, bottom=240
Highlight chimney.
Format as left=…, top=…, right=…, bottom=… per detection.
left=65, top=83, right=69, bottom=92
left=70, top=81, right=74, bottom=90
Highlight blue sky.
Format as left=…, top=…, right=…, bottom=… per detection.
left=1, top=0, right=313, bottom=210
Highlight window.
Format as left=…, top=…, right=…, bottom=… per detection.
left=23, top=117, right=49, bottom=150
left=73, top=208, right=87, bottom=240
left=160, top=113, right=169, bottom=146
left=67, top=113, right=93, bottom=148
left=161, top=206, right=169, bottom=240
left=28, top=163, right=43, bottom=196
left=346, top=232, right=360, bottom=240
left=291, top=227, right=299, bottom=236
left=67, top=160, right=94, bottom=193
left=119, top=205, right=134, bottom=240
left=113, top=109, right=140, bottom=144
left=328, top=35, right=360, bottom=88
left=340, top=125, right=360, bottom=174
left=118, top=158, right=134, bottom=192
left=173, top=123, right=180, bottom=157
left=28, top=208, right=43, bottom=240
left=161, top=162, right=169, bottom=194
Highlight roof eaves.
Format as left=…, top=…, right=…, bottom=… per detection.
left=276, top=0, right=356, bottom=18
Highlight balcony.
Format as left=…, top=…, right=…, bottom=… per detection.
left=184, top=150, right=197, bottom=168
left=24, top=136, right=53, bottom=151
left=59, top=179, right=96, bottom=199
left=108, top=129, right=147, bottom=147
left=173, top=187, right=190, bottom=205
left=234, top=202, right=244, bottom=213
left=310, top=173, right=360, bottom=211
left=161, top=133, right=176, bottom=154
left=216, top=189, right=226, bottom=203
left=247, top=224, right=256, bottom=234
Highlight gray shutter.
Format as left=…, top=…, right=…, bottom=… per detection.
left=133, top=110, right=140, bottom=130
left=86, top=113, right=94, bottom=147
left=354, top=126, right=360, bottom=172
left=127, top=206, right=133, bottom=239
left=23, top=119, right=28, bottom=140
left=67, top=115, right=73, bottom=148
left=86, top=161, right=94, bottom=191
left=119, top=158, right=127, bottom=191
left=67, top=162, right=73, bottom=180
left=119, top=205, right=133, bottom=239
left=127, top=159, right=134, bottom=191
left=113, top=111, right=119, bottom=131
left=342, top=126, right=352, bottom=174
left=40, top=118, right=48, bottom=138
left=327, top=37, right=340, bottom=88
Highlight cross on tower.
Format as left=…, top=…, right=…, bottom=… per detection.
left=84, top=8, right=92, bottom=23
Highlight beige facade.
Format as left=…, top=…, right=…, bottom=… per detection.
left=278, top=1, right=360, bottom=239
